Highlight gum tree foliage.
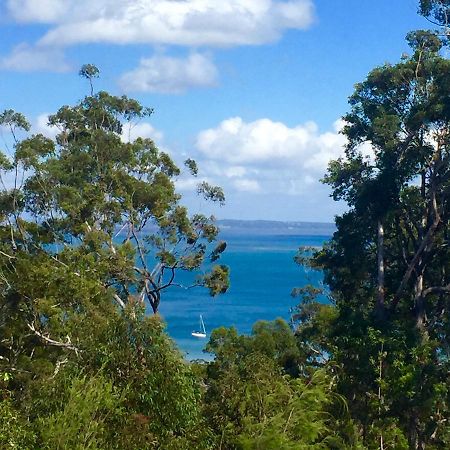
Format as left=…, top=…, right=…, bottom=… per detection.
left=1, top=309, right=213, bottom=449
left=79, top=64, right=100, bottom=96
left=0, top=375, right=36, bottom=449
left=294, top=32, right=450, bottom=449
left=202, top=319, right=362, bottom=449
left=419, top=0, right=450, bottom=45
left=24, top=311, right=213, bottom=449
left=0, top=66, right=228, bottom=392
left=419, top=0, right=450, bottom=27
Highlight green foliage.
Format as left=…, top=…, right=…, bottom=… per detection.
left=0, top=66, right=229, bottom=449
left=184, top=158, right=198, bottom=176
left=0, top=67, right=229, bottom=370
left=294, top=30, right=450, bottom=449
left=203, top=264, right=230, bottom=295
left=12, top=310, right=213, bottom=450
left=37, top=374, right=122, bottom=450
left=419, top=0, right=450, bottom=30
left=291, top=286, right=337, bottom=368
left=79, top=63, right=100, bottom=80
left=0, top=109, right=30, bottom=132
left=197, top=181, right=226, bottom=205
left=79, top=64, right=101, bottom=95
left=236, top=372, right=337, bottom=450
left=0, top=399, right=36, bottom=449
left=96, top=312, right=204, bottom=442
left=203, top=320, right=361, bottom=449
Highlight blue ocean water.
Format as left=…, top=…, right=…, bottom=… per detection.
left=158, top=234, right=330, bottom=360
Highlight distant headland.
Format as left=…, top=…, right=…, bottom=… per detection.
left=217, top=219, right=336, bottom=236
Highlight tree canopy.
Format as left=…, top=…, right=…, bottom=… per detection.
left=0, top=66, right=231, bottom=447
left=3, top=3, right=450, bottom=449
left=294, top=29, right=450, bottom=449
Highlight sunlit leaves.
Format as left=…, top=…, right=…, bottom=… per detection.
left=203, top=265, right=229, bottom=296
left=0, top=109, right=30, bottom=133
left=197, top=181, right=225, bottom=206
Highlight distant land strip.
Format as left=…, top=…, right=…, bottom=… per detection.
left=126, top=219, right=336, bottom=237
left=216, top=219, right=336, bottom=236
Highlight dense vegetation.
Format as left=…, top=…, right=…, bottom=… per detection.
left=1, top=2, right=450, bottom=449
left=296, top=28, right=450, bottom=449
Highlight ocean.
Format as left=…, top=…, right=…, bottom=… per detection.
left=158, top=232, right=331, bottom=360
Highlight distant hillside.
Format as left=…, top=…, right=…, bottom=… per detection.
left=217, top=219, right=335, bottom=236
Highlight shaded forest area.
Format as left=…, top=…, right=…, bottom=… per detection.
left=1, top=2, right=450, bottom=449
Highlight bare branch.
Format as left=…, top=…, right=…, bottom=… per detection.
left=113, top=293, right=126, bottom=309
left=0, top=250, right=15, bottom=259
left=422, top=284, right=450, bottom=297
left=51, top=357, right=69, bottom=378
left=156, top=265, right=177, bottom=292
left=27, top=322, right=81, bottom=353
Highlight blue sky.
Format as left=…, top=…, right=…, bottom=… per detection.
left=0, top=0, right=430, bottom=221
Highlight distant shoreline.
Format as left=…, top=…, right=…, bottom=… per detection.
left=217, top=219, right=335, bottom=237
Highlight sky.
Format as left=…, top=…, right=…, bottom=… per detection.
left=0, top=0, right=432, bottom=222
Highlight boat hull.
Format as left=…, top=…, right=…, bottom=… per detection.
left=191, top=332, right=207, bottom=338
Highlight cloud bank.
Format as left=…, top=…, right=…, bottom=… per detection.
left=7, top=0, right=315, bottom=48
left=195, top=117, right=347, bottom=194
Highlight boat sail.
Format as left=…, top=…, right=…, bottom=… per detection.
left=191, top=315, right=207, bottom=338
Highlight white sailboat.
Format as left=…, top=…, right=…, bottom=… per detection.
left=191, top=315, right=207, bottom=338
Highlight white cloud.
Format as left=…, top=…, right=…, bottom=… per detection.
left=7, top=0, right=69, bottom=23
left=194, top=116, right=348, bottom=195
left=119, top=53, right=218, bottom=94
left=196, top=117, right=346, bottom=169
left=34, top=114, right=59, bottom=138
left=121, top=122, right=163, bottom=142
left=224, top=166, right=247, bottom=178
left=175, top=177, right=200, bottom=191
left=6, top=0, right=314, bottom=48
left=0, top=43, right=70, bottom=72
left=233, top=178, right=261, bottom=192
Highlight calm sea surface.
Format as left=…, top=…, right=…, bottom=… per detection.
left=157, top=233, right=330, bottom=360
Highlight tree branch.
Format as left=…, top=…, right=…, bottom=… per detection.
left=27, top=322, right=81, bottom=353
left=392, top=189, right=441, bottom=308
left=112, top=293, right=126, bottom=309
left=422, top=284, right=450, bottom=297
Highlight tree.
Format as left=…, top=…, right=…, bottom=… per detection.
left=296, top=31, right=450, bottom=448
left=79, top=64, right=100, bottom=96
left=20, top=309, right=213, bottom=449
left=1, top=64, right=228, bottom=311
left=202, top=320, right=361, bottom=449
left=0, top=66, right=229, bottom=426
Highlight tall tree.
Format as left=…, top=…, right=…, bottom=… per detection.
left=0, top=66, right=228, bottom=382
left=297, top=31, right=450, bottom=448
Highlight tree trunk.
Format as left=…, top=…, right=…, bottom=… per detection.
left=376, top=220, right=385, bottom=318
left=414, top=171, right=428, bottom=337
left=414, top=274, right=427, bottom=336
left=408, top=417, right=419, bottom=450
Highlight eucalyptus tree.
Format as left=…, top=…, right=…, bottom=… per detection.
left=324, top=30, right=450, bottom=332
left=0, top=66, right=228, bottom=379
left=297, top=31, right=450, bottom=448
